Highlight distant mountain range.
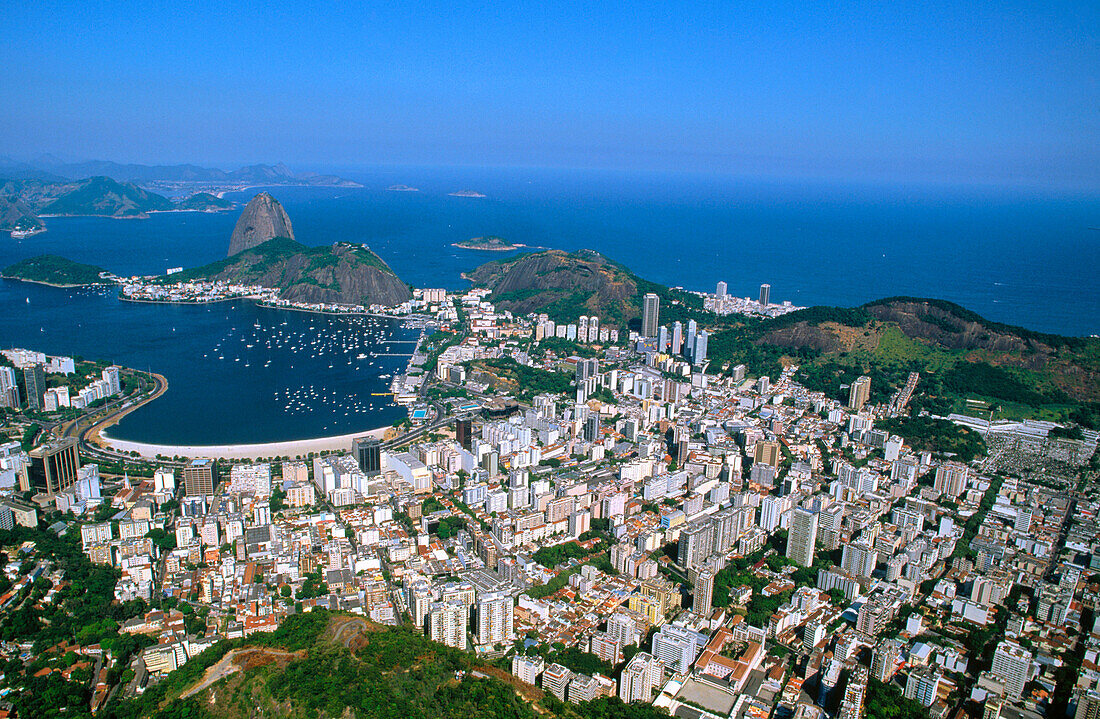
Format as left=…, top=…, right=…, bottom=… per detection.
left=0, top=156, right=361, bottom=187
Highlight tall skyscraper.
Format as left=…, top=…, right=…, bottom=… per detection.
left=183, top=458, right=216, bottom=497
left=693, top=569, right=714, bottom=615
left=456, top=418, right=472, bottom=450
left=23, top=364, right=46, bottom=410
left=716, top=281, right=727, bottom=299
left=641, top=293, right=660, bottom=337
left=839, top=665, right=869, bottom=719
left=849, top=375, right=871, bottom=410
left=353, top=436, right=382, bottom=476
left=657, top=326, right=669, bottom=352
left=759, top=283, right=771, bottom=306
left=0, top=367, right=19, bottom=408
left=693, top=331, right=708, bottom=365
left=671, top=322, right=683, bottom=354
left=787, top=507, right=818, bottom=567
left=28, top=438, right=80, bottom=497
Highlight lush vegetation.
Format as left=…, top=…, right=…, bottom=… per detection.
left=863, top=678, right=930, bottom=719
left=878, top=415, right=986, bottom=461
left=109, top=612, right=669, bottom=719
left=466, top=357, right=571, bottom=399
left=2, top=255, right=109, bottom=285
left=532, top=540, right=603, bottom=568
left=0, top=527, right=152, bottom=718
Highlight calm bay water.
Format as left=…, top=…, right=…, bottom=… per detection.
left=0, top=166, right=1097, bottom=444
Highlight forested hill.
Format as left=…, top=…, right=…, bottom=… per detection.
left=105, top=611, right=669, bottom=719
left=705, top=298, right=1100, bottom=428
left=465, top=249, right=702, bottom=328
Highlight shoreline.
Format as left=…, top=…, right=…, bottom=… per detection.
left=0, top=275, right=111, bottom=289
left=99, top=425, right=389, bottom=460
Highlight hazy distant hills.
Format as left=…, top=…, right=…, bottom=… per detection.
left=0, top=156, right=361, bottom=187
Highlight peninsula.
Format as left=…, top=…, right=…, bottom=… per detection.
left=1, top=255, right=111, bottom=286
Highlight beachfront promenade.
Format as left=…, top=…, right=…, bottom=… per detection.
left=98, top=426, right=389, bottom=460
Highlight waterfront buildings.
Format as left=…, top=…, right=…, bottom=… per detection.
left=183, top=458, right=216, bottom=496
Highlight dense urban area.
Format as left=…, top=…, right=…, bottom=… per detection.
left=0, top=279, right=1097, bottom=719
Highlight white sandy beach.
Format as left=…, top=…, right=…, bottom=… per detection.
left=99, top=425, right=388, bottom=460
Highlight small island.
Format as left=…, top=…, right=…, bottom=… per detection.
left=2, top=255, right=111, bottom=286
left=448, top=189, right=487, bottom=198
left=452, top=235, right=521, bottom=251
left=386, top=184, right=420, bottom=192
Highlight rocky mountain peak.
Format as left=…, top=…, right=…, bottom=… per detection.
left=228, top=192, right=294, bottom=256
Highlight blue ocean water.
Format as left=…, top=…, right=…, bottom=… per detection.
left=1, top=166, right=1097, bottom=444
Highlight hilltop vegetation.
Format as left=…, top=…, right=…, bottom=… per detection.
left=175, top=192, right=233, bottom=212
left=41, top=176, right=174, bottom=217
left=2, top=255, right=109, bottom=286
left=168, top=236, right=412, bottom=307
left=466, top=249, right=702, bottom=330
left=705, top=298, right=1100, bottom=428
left=105, top=611, right=668, bottom=719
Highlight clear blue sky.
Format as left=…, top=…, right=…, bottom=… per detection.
left=2, top=1, right=1097, bottom=188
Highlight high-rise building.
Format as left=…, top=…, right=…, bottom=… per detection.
left=183, top=458, right=216, bottom=497
left=641, top=293, right=660, bottom=338
left=839, top=665, right=869, bottom=719
left=842, top=542, right=877, bottom=578
left=984, top=698, right=1003, bottom=719
left=871, top=639, right=902, bottom=682
left=428, top=600, right=468, bottom=650
left=849, top=375, right=871, bottom=411
left=693, top=331, right=708, bottom=365
left=904, top=667, right=940, bottom=707
left=584, top=414, right=601, bottom=443
left=716, top=281, right=727, bottom=299
left=619, top=652, right=661, bottom=703
left=693, top=569, right=714, bottom=615
left=934, top=461, right=970, bottom=498
left=456, top=418, right=472, bottom=450
left=23, top=364, right=46, bottom=410
left=671, top=322, right=683, bottom=354
left=476, top=593, right=514, bottom=646
left=0, top=367, right=20, bottom=408
left=678, top=522, right=714, bottom=569
left=102, top=366, right=122, bottom=395
left=657, top=326, right=669, bottom=353
left=754, top=440, right=781, bottom=468
left=787, top=508, right=818, bottom=567
left=759, top=284, right=771, bottom=306
left=576, top=358, right=599, bottom=383
left=991, top=640, right=1032, bottom=699
left=353, top=436, right=382, bottom=476
left=28, top=438, right=80, bottom=497
left=652, top=625, right=700, bottom=674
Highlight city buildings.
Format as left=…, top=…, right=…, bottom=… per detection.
left=641, top=293, right=660, bottom=338
left=787, top=507, right=818, bottom=567
left=183, top=458, right=217, bottom=496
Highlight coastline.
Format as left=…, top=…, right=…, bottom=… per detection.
left=0, top=275, right=110, bottom=289
left=98, top=425, right=388, bottom=460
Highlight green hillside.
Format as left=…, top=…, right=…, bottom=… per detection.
left=2, top=255, right=109, bottom=286
left=104, top=611, right=668, bottom=719
left=42, top=176, right=173, bottom=217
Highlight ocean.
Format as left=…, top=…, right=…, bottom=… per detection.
left=1, top=166, right=1097, bottom=444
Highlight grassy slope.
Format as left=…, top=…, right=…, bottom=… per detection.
left=164, top=237, right=391, bottom=285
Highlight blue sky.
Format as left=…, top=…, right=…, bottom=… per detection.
left=2, top=1, right=1097, bottom=188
